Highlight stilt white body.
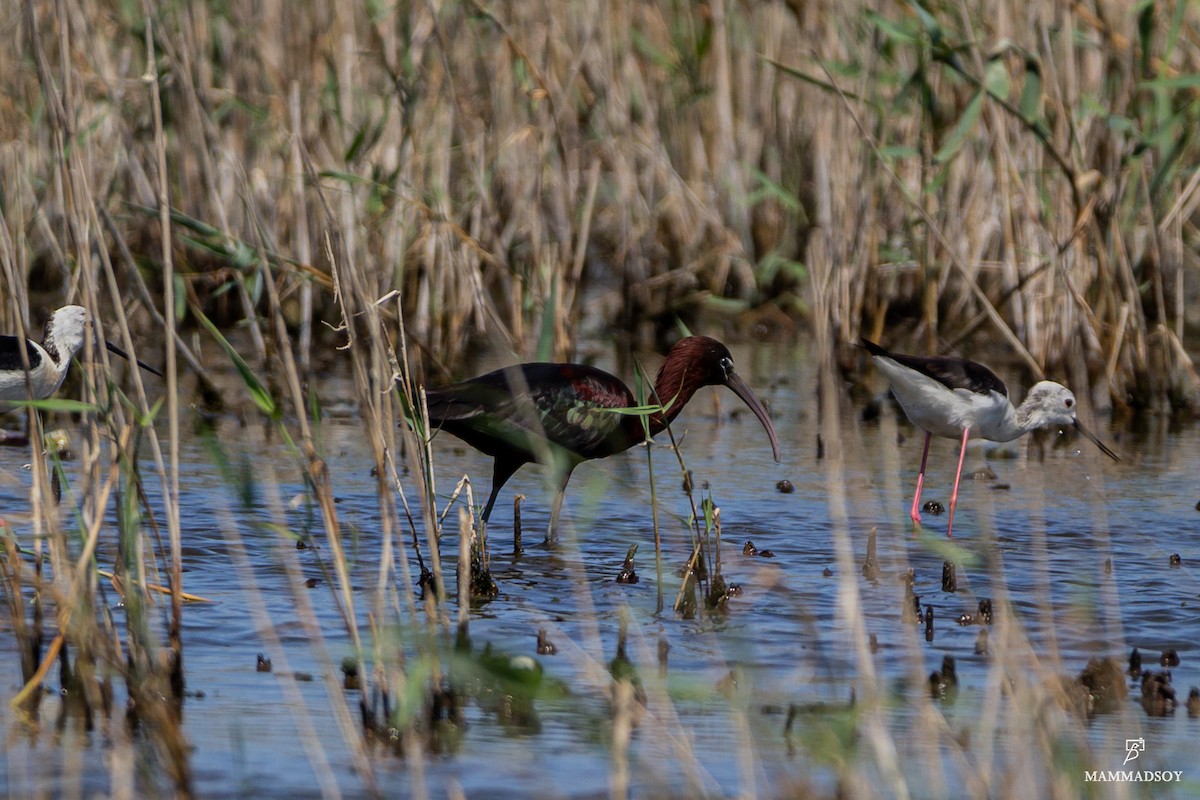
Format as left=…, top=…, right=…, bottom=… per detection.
left=864, top=339, right=1118, bottom=537
left=0, top=306, right=89, bottom=402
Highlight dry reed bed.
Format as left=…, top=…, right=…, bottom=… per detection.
left=0, top=0, right=1196, bottom=797
left=4, top=1, right=1197, bottom=402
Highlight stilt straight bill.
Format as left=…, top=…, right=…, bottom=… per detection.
left=0, top=305, right=161, bottom=404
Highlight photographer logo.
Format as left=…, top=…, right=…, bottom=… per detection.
left=1084, top=738, right=1182, bottom=783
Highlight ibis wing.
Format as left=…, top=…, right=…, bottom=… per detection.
left=424, top=363, right=633, bottom=462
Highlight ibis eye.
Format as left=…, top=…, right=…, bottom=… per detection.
left=1064, top=398, right=1073, bottom=408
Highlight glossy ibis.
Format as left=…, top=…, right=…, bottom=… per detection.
left=423, top=336, right=781, bottom=536
left=0, top=305, right=161, bottom=403
left=863, top=339, right=1118, bottom=537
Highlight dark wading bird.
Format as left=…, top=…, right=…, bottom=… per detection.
left=0, top=305, right=162, bottom=404
left=422, top=336, right=782, bottom=537
left=863, top=339, right=1119, bottom=537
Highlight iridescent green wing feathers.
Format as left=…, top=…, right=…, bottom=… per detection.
left=423, top=363, right=638, bottom=462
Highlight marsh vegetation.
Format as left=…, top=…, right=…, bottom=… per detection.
left=2, top=0, right=1200, bottom=796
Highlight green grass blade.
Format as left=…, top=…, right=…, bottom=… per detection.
left=194, top=308, right=280, bottom=419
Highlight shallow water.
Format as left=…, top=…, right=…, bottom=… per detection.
left=1, top=340, right=1198, bottom=798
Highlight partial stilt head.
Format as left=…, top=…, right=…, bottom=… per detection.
left=41, top=306, right=90, bottom=369
left=46, top=305, right=162, bottom=379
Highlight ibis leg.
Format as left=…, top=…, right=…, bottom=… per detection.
left=946, top=428, right=971, bottom=538
left=481, top=458, right=522, bottom=524
left=480, top=484, right=502, bottom=525
left=545, top=467, right=575, bottom=547
left=909, top=432, right=932, bottom=528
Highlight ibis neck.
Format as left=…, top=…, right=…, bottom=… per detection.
left=645, top=357, right=704, bottom=437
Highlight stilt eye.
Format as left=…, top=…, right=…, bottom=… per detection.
left=1064, top=397, right=1073, bottom=408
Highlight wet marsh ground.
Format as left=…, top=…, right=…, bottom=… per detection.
left=1, top=340, right=1197, bottom=798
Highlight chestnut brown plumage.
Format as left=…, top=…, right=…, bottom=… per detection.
left=422, top=336, right=781, bottom=536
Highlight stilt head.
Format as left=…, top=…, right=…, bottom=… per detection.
left=49, top=304, right=163, bottom=379
left=1019, top=381, right=1078, bottom=426
left=42, top=305, right=90, bottom=368
left=1020, top=381, right=1119, bottom=461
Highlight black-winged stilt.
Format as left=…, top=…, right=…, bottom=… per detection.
left=863, top=339, right=1119, bottom=537
left=0, top=305, right=161, bottom=403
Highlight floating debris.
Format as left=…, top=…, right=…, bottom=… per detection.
left=707, top=574, right=736, bottom=608
left=44, top=429, right=72, bottom=459
left=609, top=618, right=646, bottom=706
left=536, top=628, right=557, bottom=656
left=776, top=479, right=795, bottom=494
left=822, top=567, right=833, bottom=577
left=1129, top=648, right=1143, bottom=679
left=1078, top=657, right=1128, bottom=714
left=616, top=544, right=639, bottom=584
left=342, top=658, right=361, bottom=691
left=742, top=540, right=775, bottom=558
left=862, top=527, right=880, bottom=582
left=1104, top=558, right=1112, bottom=574
left=465, top=527, right=499, bottom=602
left=305, top=577, right=320, bottom=588
left=977, top=599, right=993, bottom=624
left=922, top=500, right=945, bottom=515
left=1170, top=553, right=1182, bottom=567
left=657, top=637, right=669, bottom=677
left=929, top=656, right=957, bottom=701
left=974, top=628, right=989, bottom=655
left=783, top=692, right=856, bottom=732
left=970, top=465, right=996, bottom=480
left=1188, top=688, right=1200, bottom=718
left=941, top=561, right=957, bottom=593
left=1161, top=649, right=1180, bottom=668
left=513, top=494, right=525, bottom=554
left=903, top=569, right=919, bottom=624
left=924, top=606, right=935, bottom=642
left=1141, top=671, right=1177, bottom=717
left=869, top=633, right=880, bottom=654
left=256, top=654, right=272, bottom=673
left=418, top=567, right=439, bottom=599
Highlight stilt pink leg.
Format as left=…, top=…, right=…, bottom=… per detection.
left=909, top=432, right=932, bottom=529
left=946, top=427, right=971, bottom=538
